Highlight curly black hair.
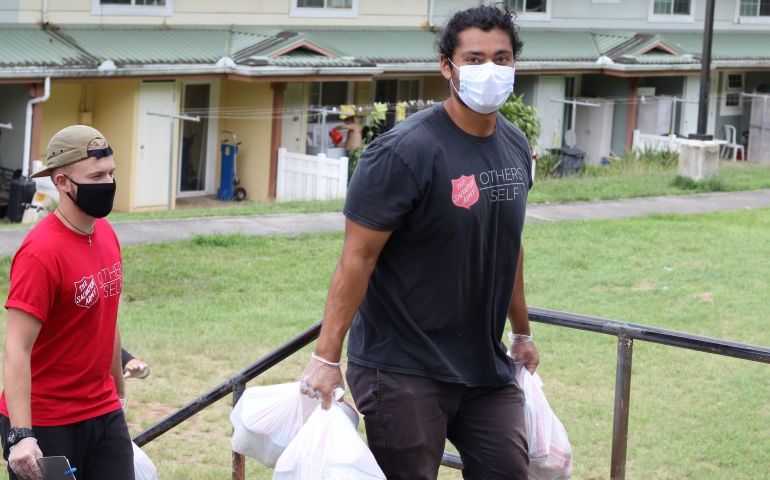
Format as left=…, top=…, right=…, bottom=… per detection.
left=438, top=4, right=523, bottom=61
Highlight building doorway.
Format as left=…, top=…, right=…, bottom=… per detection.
left=178, top=81, right=218, bottom=197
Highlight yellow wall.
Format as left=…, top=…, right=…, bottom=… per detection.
left=37, top=82, right=81, bottom=162
left=17, top=0, right=427, bottom=27
left=219, top=80, right=273, bottom=202
left=354, top=82, right=373, bottom=105
left=423, top=75, right=448, bottom=101
left=92, top=80, right=139, bottom=213
left=37, top=79, right=140, bottom=213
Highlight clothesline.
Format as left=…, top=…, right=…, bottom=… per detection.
left=147, top=93, right=763, bottom=122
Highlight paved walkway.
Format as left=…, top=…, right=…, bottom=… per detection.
left=1, top=189, right=769, bottom=258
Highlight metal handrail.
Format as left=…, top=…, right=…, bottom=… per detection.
left=133, top=308, right=769, bottom=480
left=528, top=307, right=769, bottom=363
left=132, top=321, right=322, bottom=447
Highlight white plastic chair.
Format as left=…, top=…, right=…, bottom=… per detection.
left=722, top=125, right=744, bottom=162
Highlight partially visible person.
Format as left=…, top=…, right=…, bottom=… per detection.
left=332, top=116, right=363, bottom=156
left=1, top=125, right=134, bottom=480
left=121, top=349, right=150, bottom=380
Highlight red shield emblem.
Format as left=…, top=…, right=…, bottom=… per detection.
left=74, top=275, right=100, bottom=309
left=451, top=174, right=480, bottom=209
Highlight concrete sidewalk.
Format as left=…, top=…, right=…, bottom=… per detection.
left=1, top=189, right=769, bottom=258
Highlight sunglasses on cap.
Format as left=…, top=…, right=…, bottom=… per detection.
left=87, top=146, right=113, bottom=159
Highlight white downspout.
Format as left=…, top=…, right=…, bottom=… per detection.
left=42, top=0, right=49, bottom=25
left=23, top=77, right=51, bottom=178
left=428, top=0, right=435, bottom=27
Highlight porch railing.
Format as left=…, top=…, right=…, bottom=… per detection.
left=133, top=307, right=770, bottom=480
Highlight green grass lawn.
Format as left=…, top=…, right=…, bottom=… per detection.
left=0, top=199, right=345, bottom=230
left=0, top=210, right=768, bottom=479
left=3, top=162, right=769, bottom=231
left=108, top=198, right=346, bottom=223
left=528, top=161, right=770, bottom=204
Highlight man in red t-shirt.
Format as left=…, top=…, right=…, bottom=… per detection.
left=1, top=125, right=133, bottom=479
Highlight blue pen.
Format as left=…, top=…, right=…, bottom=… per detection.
left=64, top=467, right=77, bottom=478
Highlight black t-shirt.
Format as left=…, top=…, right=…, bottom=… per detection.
left=344, top=104, right=533, bottom=387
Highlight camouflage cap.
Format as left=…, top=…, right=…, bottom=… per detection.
left=31, top=125, right=111, bottom=178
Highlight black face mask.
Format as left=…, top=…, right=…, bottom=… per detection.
left=64, top=175, right=116, bottom=218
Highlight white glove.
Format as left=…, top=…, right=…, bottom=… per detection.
left=509, top=332, right=540, bottom=374
left=8, top=437, right=43, bottom=480
left=300, top=353, right=345, bottom=410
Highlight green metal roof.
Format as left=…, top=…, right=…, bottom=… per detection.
left=3, top=25, right=770, bottom=76
left=58, top=27, right=270, bottom=65
left=299, top=30, right=439, bottom=63
left=518, top=31, right=600, bottom=62
left=663, top=32, right=770, bottom=60
left=593, top=33, right=633, bottom=56
left=0, top=27, right=94, bottom=67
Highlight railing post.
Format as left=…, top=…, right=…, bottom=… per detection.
left=611, top=334, right=633, bottom=480
left=232, top=382, right=246, bottom=480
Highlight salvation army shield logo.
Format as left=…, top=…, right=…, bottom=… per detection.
left=74, top=275, right=100, bottom=309
left=451, top=174, right=480, bottom=209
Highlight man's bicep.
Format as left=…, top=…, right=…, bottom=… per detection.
left=5, top=308, right=43, bottom=352
left=342, top=218, right=392, bottom=264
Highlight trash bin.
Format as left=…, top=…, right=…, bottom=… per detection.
left=7, top=177, right=36, bottom=223
left=550, top=147, right=585, bottom=176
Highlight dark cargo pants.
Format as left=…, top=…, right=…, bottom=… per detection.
left=347, top=363, right=528, bottom=480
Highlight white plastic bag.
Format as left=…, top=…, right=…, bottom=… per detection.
left=230, top=382, right=319, bottom=467
left=516, top=368, right=573, bottom=480
left=132, top=442, right=158, bottom=480
left=273, top=404, right=386, bottom=480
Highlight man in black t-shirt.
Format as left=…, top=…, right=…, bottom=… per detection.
left=301, top=5, right=539, bottom=479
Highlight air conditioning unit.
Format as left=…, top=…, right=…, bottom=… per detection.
left=748, top=94, right=770, bottom=164
left=637, top=96, right=675, bottom=136
left=575, top=97, right=614, bottom=166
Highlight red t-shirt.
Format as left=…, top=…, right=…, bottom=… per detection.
left=1, top=213, right=123, bottom=426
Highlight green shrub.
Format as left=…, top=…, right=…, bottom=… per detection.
left=534, top=153, right=562, bottom=179
left=499, top=93, right=541, bottom=150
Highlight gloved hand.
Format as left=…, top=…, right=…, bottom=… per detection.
left=8, top=437, right=43, bottom=480
left=300, top=353, right=345, bottom=410
left=509, top=333, right=540, bottom=374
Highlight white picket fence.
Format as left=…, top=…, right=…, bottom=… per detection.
left=632, top=130, right=683, bottom=153
left=276, top=148, right=349, bottom=202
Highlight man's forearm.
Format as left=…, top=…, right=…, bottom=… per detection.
left=111, top=326, right=125, bottom=399
left=3, top=348, right=33, bottom=428
left=508, top=246, right=531, bottom=335
left=314, top=253, right=377, bottom=362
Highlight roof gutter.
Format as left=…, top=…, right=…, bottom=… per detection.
left=377, top=61, right=605, bottom=74
left=0, top=63, right=384, bottom=79
left=22, top=76, right=50, bottom=178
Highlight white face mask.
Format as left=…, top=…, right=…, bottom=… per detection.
left=449, top=59, right=516, bottom=115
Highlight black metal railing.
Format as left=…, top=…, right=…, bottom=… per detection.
left=133, top=308, right=770, bottom=480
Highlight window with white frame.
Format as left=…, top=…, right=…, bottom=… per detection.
left=649, top=0, right=694, bottom=22
left=92, top=0, right=172, bottom=16
left=721, top=72, right=745, bottom=116
left=740, top=0, right=770, bottom=16
left=737, top=0, right=770, bottom=23
left=290, top=0, right=358, bottom=18
left=507, top=0, right=551, bottom=20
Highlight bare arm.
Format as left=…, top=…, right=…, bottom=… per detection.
left=3, top=308, right=42, bottom=429
left=314, top=219, right=392, bottom=362
left=111, top=325, right=125, bottom=401
left=507, top=246, right=540, bottom=373
left=507, top=246, right=531, bottom=335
